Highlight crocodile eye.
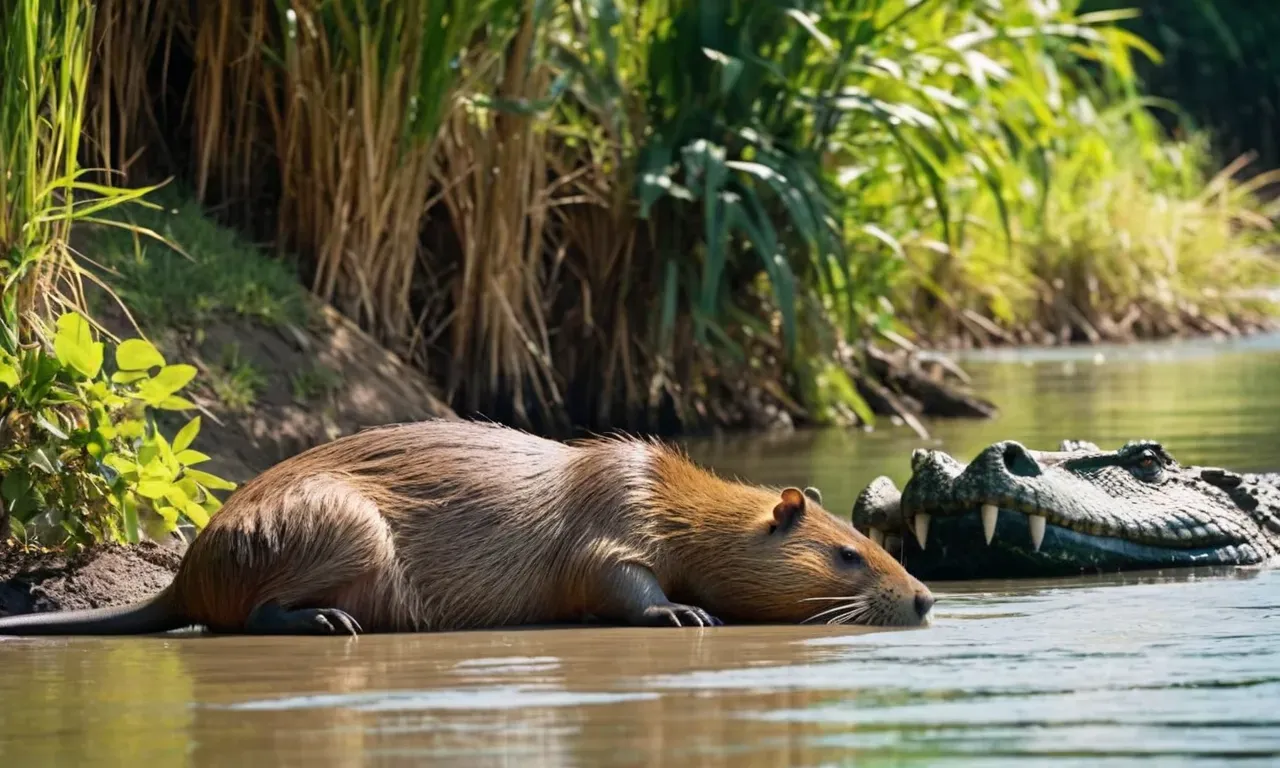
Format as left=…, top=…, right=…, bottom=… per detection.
left=1130, top=449, right=1165, bottom=482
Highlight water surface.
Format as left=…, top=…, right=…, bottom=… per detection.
left=3, top=333, right=1280, bottom=766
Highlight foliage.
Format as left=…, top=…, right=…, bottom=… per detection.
left=0, top=0, right=158, bottom=341
left=61, top=0, right=1280, bottom=435
left=80, top=189, right=310, bottom=330
left=0, top=1, right=237, bottom=551
left=884, top=1, right=1280, bottom=344
left=1080, top=0, right=1280, bottom=170
left=0, top=312, right=235, bottom=548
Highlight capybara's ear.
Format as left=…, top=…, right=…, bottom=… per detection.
left=802, top=486, right=822, bottom=506
left=771, top=487, right=807, bottom=532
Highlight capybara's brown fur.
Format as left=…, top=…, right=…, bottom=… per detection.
left=0, top=419, right=933, bottom=635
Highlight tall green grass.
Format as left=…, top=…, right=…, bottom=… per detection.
left=0, top=0, right=236, bottom=549
left=0, top=0, right=156, bottom=346
left=62, top=0, right=1280, bottom=434
left=881, top=1, right=1280, bottom=345
left=1081, top=0, right=1280, bottom=171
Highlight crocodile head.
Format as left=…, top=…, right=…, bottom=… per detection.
left=851, top=439, right=1280, bottom=579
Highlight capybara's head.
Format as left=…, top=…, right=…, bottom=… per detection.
left=698, top=486, right=934, bottom=627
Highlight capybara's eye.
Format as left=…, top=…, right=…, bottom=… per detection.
left=838, top=546, right=863, bottom=567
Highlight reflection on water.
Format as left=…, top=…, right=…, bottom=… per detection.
left=2, top=570, right=1276, bottom=765
left=2, top=335, right=1280, bottom=765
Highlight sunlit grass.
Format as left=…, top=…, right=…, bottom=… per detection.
left=78, top=188, right=309, bottom=330
left=0, top=0, right=158, bottom=346
left=898, top=114, right=1280, bottom=344
left=70, top=0, right=1280, bottom=433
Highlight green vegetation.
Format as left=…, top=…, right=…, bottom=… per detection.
left=894, top=61, right=1280, bottom=345
left=79, top=190, right=310, bottom=331
left=0, top=1, right=234, bottom=550
left=0, top=312, right=234, bottom=548
left=77, top=0, right=1273, bottom=433
left=207, top=343, right=267, bottom=412
left=290, top=365, right=341, bottom=405
left=1081, top=0, right=1280, bottom=170
left=9, top=0, right=1280, bottom=453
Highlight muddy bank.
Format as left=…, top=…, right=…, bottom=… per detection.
left=0, top=540, right=182, bottom=619
left=97, top=299, right=458, bottom=485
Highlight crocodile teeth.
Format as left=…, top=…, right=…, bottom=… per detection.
left=914, top=513, right=931, bottom=550
left=869, top=527, right=885, bottom=547
left=1028, top=514, right=1046, bottom=552
left=981, top=504, right=998, bottom=545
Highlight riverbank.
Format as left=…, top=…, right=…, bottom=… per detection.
left=0, top=540, right=182, bottom=619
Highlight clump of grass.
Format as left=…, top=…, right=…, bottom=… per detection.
left=271, top=0, right=519, bottom=348
left=289, top=364, right=340, bottom=404
left=79, top=188, right=309, bottom=331
left=207, top=342, right=266, bottom=412
left=0, top=1, right=234, bottom=551
left=1, top=0, right=156, bottom=339
left=897, top=104, right=1280, bottom=346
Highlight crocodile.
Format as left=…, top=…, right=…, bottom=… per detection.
left=851, top=439, right=1280, bottom=580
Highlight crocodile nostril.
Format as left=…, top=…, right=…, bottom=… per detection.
left=1001, top=442, right=1043, bottom=478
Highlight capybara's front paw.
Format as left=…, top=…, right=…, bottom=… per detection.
left=638, top=602, right=722, bottom=628
left=300, top=608, right=363, bottom=636
left=245, top=603, right=363, bottom=636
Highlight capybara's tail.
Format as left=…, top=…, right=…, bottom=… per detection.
left=0, top=586, right=189, bottom=636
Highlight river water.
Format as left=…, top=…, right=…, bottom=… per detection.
left=3, top=334, right=1280, bottom=766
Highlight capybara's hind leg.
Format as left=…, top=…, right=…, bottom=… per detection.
left=245, top=602, right=363, bottom=636
left=176, top=477, right=404, bottom=632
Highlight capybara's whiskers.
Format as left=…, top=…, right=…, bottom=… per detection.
left=803, top=599, right=868, bottom=625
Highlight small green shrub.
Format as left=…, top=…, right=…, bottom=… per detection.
left=208, top=343, right=266, bottom=412
left=290, top=364, right=340, bottom=404
left=0, top=311, right=236, bottom=549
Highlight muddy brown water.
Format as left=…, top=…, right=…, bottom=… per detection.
left=3, top=334, right=1280, bottom=766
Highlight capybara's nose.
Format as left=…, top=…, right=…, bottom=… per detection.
left=914, top=591, right=935, bottom=618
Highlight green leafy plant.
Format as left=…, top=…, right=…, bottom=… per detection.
left=0, top=311, right=235, bottom=549
left=208, top=343, right=266, bottom=412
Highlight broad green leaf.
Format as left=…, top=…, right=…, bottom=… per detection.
left=9, top=491, right=40, bottom=522
left=0, top=361, right=18, bottom=389
left=53, top=312, right=104, bottom=379
left=135, top=480, right=171, bottom=499
left=116, top=338, right=166, bottom=371
left=156, top=396, right=198, bottom=411
left=175, top=449, right=211, bottom=466
left=36, top=412, right=69, bottom=440
left=102, top=452, right=136, bottom=476
left=163, top=483, right=191, bottom=507
left=181, top=500, right=210, bottom=528
left=156, top=431, right=179, bottom=474
left=27, top=447, right=56, bottom=475
left=155, top=505, right=180, bottom=527
left=137, top=364, right=197, bottom=404
left=186, top=469, right=237, bottom=491
left=176, top=478, right=200, bottom=499
left=111, top=370, right=152, bottom=385
left=172, top=416, right=202, bottom=453
left=137, top=441, right=159, bottom=468
left=117, top=419, right=146, bottom=439
left=2, top=468, right=30, bottom=501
